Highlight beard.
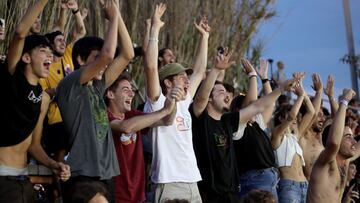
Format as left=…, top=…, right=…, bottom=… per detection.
left=312, top=124, right=323, bottom=133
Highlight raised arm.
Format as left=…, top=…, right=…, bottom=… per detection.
left=192, top=49, right=234, bottom=117
left=310, top=73, right=323, bottom=122
left=142, top=19, right=151, bottom=53
left=52, top=2, right=68, bottom=32
left=324, top=75, right=339, bottom=117
left=257, top=59, right=274, bottom=124
left=317, top=89, right=355, bottom=165
left=104, top=3, right=134, bottom=88
left=239, top=78, right=296, bottom=124
left=111, top=96, right=176, bottom=134
left=144, top=3, right=166, bottom=102
left=272, top=74, right=306, bottom=149
left=240, top=58, right=258, bottom=108
left=79, top=1, right=118, bottom=85
left=28, top=92, right=70, bottom=182
left=67, top=0, right=86, bottom=42
left=297, top=76, right=316, bottom=136
left=188, top=16, right=210, bottom=98
left=7, top=0, right=49, bottom=75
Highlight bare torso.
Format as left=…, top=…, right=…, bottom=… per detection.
left=300, top=130, right=324, bottom=180
left=0, top=134, right=32, bottom=169
left=307, top=160, right=348, bottom=203
left=279, top=154, right=307, bottom=182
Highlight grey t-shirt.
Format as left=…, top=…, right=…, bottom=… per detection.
left=57, top=69, right=120, bottom=180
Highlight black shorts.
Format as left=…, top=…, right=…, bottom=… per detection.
left=42, top=122, right=70, bottom=154
left=0, top=176, right=36, bottom=203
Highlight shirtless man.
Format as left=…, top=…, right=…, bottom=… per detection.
left=0, top=0, right=70, bottom=202
left=307, top=88, right=357, bottom=203
left=299, top=74, right=326, bottom=180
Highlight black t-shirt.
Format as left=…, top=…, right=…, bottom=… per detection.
left=234, top=121, right=276, bottom=174
left=0, top=62, right=42, bottom=147
left=190, top=105, right=239, bottom=194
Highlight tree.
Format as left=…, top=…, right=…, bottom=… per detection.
left=0, top=0, right=276, bottom=106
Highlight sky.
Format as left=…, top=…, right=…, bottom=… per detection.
left=254, top=0, right=360, bottom=103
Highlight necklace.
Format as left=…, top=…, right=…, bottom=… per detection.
left=338, top=165, right=347, bottom=179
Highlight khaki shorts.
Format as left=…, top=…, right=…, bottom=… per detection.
left=155, top=182, right=202, bottom=203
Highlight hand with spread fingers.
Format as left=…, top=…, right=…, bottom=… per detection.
left=214, top=48, right=235, bottom=71
left=292, top=72, right=305, bottom=97
left=152, top=3, right=166, bottom=28
left=240, top=58, right=256, bottom=75
left=311, top=73, right=323, bottom=93
left=256, top=59, right=269, bottom=80
left=324, top=75, right=335, bottom=98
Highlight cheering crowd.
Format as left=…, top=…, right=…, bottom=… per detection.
left=1, top=1, right=360, bottom=203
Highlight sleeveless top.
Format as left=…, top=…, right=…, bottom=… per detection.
left=274, top=133, right=305, bottom=167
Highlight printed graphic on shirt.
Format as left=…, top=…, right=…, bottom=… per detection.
left=89, top=87, right=108, bottom=140
left=28, top=90, right=42, bottom=103
left=214, top=133, right=228, bottom=148
left=120, top=132, right=137, bottom=145
left=64, top=64, right=72, bottom=76
left=176, top=114, right=191, bottom=132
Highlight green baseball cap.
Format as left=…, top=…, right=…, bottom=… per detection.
left=158, top=63, right=193, bottom=81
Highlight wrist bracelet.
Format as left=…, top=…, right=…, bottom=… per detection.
left=72, top=9, right=79, bottom=14
left=149, top=37, right=159, bottom=42
left=261, top=79, right=269, bottom=84
left=340, top=99, right=349, bottom=106
left=248, top=71, right=257, bottom=78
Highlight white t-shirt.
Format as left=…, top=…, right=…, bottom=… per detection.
left=144, top=93, right=202, bottom=183
left=233, top=113, right=267, bottom=140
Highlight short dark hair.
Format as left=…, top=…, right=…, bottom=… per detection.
left=230, top=94, right=245, bottom=112
left=22, top=34, right=51, bottom=55
left=158, top=48, right=171, bottom=68
left=67, top=181, right=108, bottom=203
left=44, top=31, right=63, bottom=44
left=72, top=36, right=104, bottom=70
left=240, top=189, right=276, bottom=203
left=223, top=82, right=235, bottom=95
left=104, top=73, right=132, bottom=106
left=274, top=104, right=293, bottom=126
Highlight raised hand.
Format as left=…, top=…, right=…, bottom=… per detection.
left=291, top=72, right=305, bottom=96
left=342, top=88, right=356, bottom=102
left=279, top=78, right=297, bottom=93
left=194, top=16, right=211, bottom=37
left=100, top=0, right=118, bottom=21
left=256, top=59, right=268, bottom=79
left=293, top=72, right=305, bottom=82
left=152, top=3, right=166, bottom=28
left=214, top=48, right=235, bottom=70
left=311, top=73, right=323, bottom=92
left=66, top=0, right=79, bottom=12
left=324, top=75, right=335, bottom=98
left=240, top=58, right=255, bottom=74
left=170, top=85, right=186, bottom=102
